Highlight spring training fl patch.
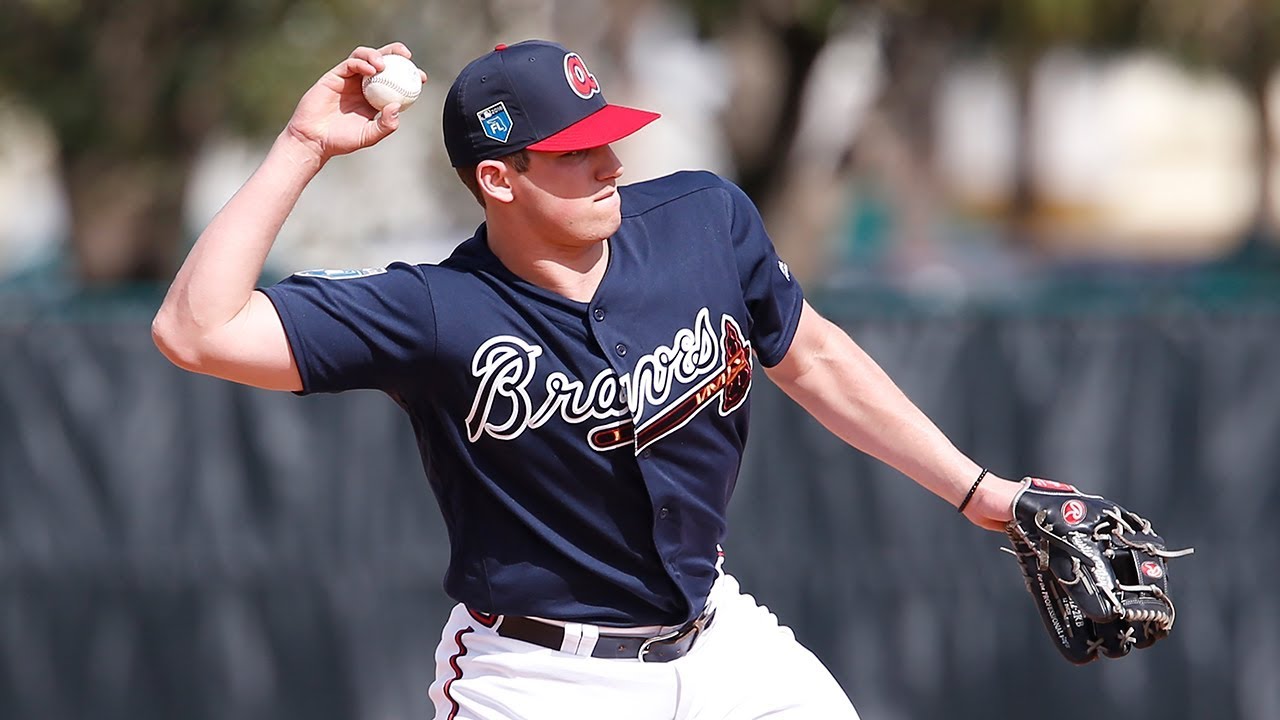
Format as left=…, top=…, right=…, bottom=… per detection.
left=478, top=102, right=513, bottom=143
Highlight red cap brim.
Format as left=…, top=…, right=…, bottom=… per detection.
left=527, top=104, right=660, bottom=152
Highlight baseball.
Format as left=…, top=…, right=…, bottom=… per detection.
left=362, top=54, right=423, bottom=111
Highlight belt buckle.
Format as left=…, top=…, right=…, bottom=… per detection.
left=637, top=626, right=684, bottom=661
left=638, top=608, right=715, bottom=662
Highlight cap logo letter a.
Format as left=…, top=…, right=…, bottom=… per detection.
left=564, top=53, right=600, bottom=99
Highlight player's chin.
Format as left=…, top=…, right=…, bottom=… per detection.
left=590, top=204, right=623, bottom=240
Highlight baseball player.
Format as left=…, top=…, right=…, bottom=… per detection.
left=154, top=40, right=1023, bottom=718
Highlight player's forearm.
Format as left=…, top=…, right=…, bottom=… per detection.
left=767, top=309, right=1017, bottom=526
left=154, top=132, right=322, bottom=346
left=783, top=331, right=979, bottom=496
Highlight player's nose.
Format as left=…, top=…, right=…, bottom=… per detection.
left=596, top=145, right=623, bottom=181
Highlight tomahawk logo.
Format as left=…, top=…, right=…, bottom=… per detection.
left=465, top=308, right=752, bottom=454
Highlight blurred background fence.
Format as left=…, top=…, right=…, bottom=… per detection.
left=2, top=0, right=1279, bottom=718
left=2, top=291, right=1277, bottom=720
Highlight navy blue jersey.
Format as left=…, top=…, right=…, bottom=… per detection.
left=261, top=171, right=804, bottom=626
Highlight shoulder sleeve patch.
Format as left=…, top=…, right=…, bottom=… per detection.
left=293, top=267, right=388, bottom=280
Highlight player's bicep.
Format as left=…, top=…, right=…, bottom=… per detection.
left=763, top=301, right=830, bottom=389
left=192, top=291, right=303, bottom=391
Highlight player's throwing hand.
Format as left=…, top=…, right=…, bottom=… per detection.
left=284, top=43, right=428, bottom=161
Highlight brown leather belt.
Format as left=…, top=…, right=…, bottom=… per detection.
left=495, top=608, right=716, bottom=663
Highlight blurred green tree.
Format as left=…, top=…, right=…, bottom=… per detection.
left=680, top=0, right=855, bottom=281
left=875, top=0, right=1276, bottom=256
left=678, top=0, right=1154, bottom=277
left=685, top=0, right=847, bottom=207
left=1146, top=0, right=1280, bottom=246
left=869, top=0, right=1145, bottom=252
left=853, top=0, right=984, bottom=271
left=0, top=0, right=363, bottom=284
left=977, top=0, right=1145, bottom=243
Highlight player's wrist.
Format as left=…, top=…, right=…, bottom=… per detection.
left=275, top=127, right=330, bottom=170
left=961, top=474, right=1019, bottom=530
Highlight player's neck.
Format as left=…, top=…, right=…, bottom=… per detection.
left=486, top=223, right=609, bottom=304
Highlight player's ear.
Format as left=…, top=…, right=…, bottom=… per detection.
left=476, top=159, right=515, bottom=205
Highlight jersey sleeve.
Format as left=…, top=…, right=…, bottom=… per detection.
left=722, top=179, right=805, bottom=367
left=258, top=263, right=437, bottom=394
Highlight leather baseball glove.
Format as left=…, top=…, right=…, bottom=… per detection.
left=1003, top=478, right=1194, bottom=665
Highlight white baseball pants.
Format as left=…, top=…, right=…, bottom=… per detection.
left=428, top=573, right=861, bottom=719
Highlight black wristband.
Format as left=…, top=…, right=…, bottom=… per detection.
left=957, top=468, right=989, bottom=514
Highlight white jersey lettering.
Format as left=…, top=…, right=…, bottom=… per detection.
left=465, top=308, right=750, bottom=452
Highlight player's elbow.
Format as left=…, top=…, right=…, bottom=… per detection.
left=151, top=309, right=206, bottom=373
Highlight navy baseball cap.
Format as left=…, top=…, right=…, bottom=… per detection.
left=443, top=40, right=660, bottom=167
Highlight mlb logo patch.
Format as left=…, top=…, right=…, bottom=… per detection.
left=478, top=102, right=513, bottom=143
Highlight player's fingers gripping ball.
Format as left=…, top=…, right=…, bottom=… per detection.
left=1003, top=478, right=1194, bottom=665
left=363, top=54, right=423, bottom=111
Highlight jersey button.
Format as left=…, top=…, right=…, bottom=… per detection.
left=640, top=449, right=652, bottom=459
left=615, top=343, right=628, bottom=357
left=593, top=308, right=606, bottom=321
left=659, top=507, right=670, bottom=519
